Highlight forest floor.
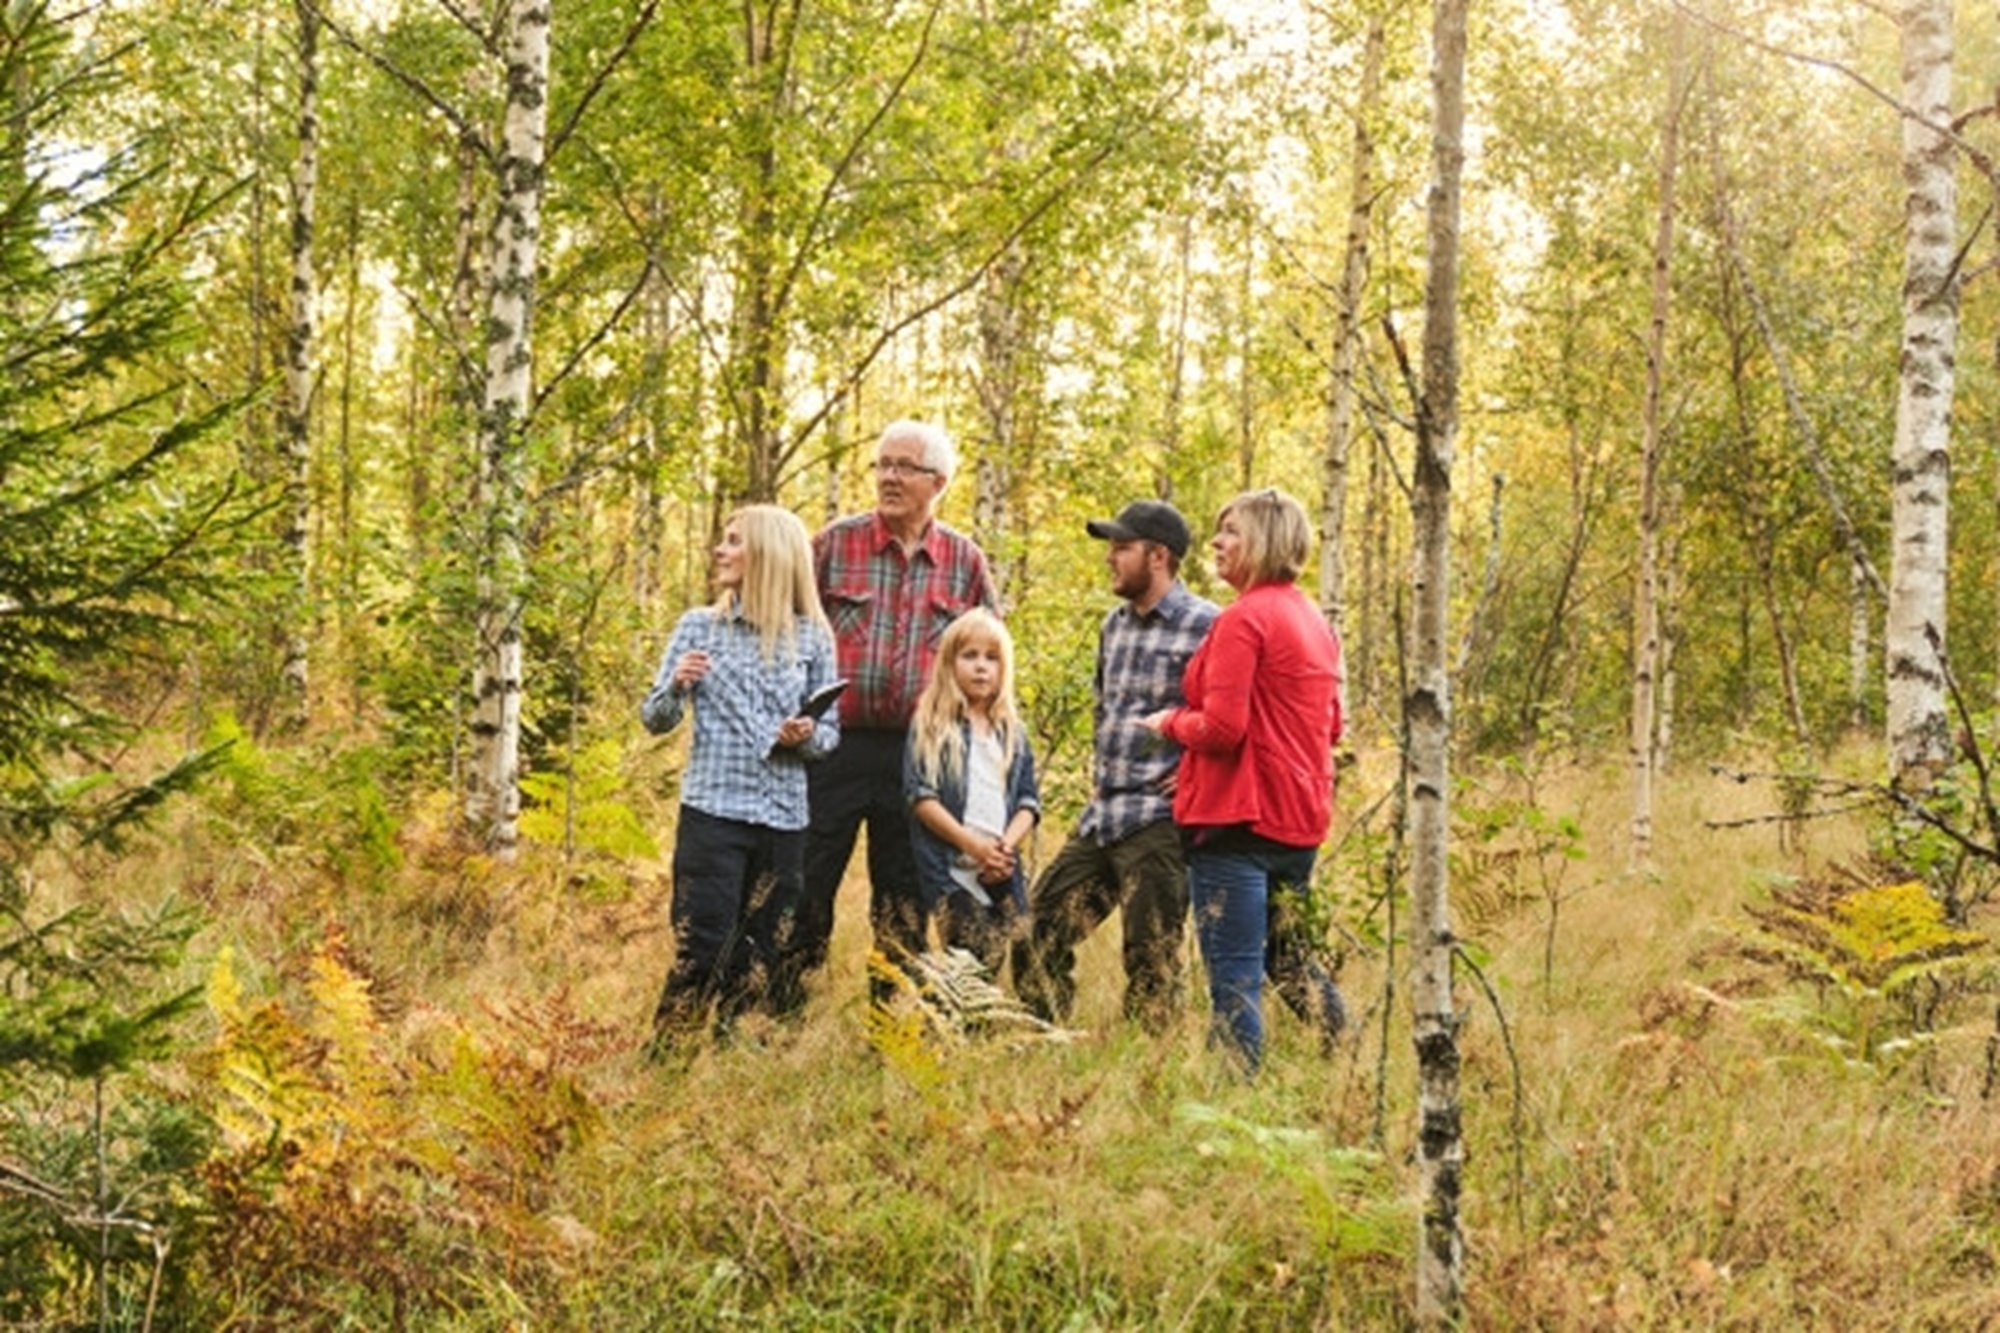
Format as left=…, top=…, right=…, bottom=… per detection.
left=90, top=738, right=2000, bottom=1327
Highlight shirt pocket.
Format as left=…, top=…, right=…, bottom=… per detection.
left=824, top=586, right=873, bottom=642
left=927, top=594, right=969, bottom=643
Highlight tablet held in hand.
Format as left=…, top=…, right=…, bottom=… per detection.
left=799, top=679, right=848, bottom=720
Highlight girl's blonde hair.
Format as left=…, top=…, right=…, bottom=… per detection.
left=720, top=504, right=829, bottom=660
left=909, top=608, right=1022, bottom=787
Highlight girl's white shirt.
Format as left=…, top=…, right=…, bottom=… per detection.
left=949, top=724, right=1009, bottom=906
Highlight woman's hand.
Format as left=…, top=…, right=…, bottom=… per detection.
left=671, top=650, right=712, bottom=690
left=1137, top=708, right=1172, bottom=734
left=773, top=715, right=815, bottom=749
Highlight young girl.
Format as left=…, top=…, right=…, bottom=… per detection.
left=640, top=505, right=840, bottom=1048
left=904, top=608, right=1041, bottom=975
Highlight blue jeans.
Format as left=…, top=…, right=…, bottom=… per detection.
left=1187, top=845, right=1345, bottom=1073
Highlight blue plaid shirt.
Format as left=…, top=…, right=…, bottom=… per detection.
left=1077, top=581, right=1218, bottom=844
left=639, top=607, right=840, bottom=831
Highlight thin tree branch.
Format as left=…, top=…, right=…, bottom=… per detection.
left=303, top=0, right=492, bottom=166
left=771, top=128, right=1132, bottom=484
left=1665, top=0, right=2000, bottom=187
left=1706, top=124, right=1888, bottom=602
left=1453, top=944, right=1526, bottom=1234
left=545, top=0, right=663, bottom=164
left=388, top=276, right=483, bottom=400
left=1707, top=762, right=2000, bottom=867
left=1928, top=623, right=2000, bottom=848
left=772, top=0, right=945, bottom=319
left=434, top=0, right=500, bottom=53
left=578, top=137, right=734, bottom=375
left=1379, top=310, right=1422, bottom=421
left=1702, top=799, right=1878, bottom=830
left=532, top=255, right=657, bottom=415
left=1360, top=355, right=1418, bottom=436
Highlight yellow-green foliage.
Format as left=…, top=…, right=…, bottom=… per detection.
left=200, top=714, right=402, bottom=888
left=1735, top=876, right=1992, bottom=1069
left=1751, top=878, right=1987, bottom=994
left=519, top=738, right=661, bottom=867
left=1172, top=1102, right=1406, bottom=1260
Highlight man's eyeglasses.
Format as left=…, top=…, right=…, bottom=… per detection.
left=873, top=458, right=940, bottom=479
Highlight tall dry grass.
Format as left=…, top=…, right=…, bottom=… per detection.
left=72, top=739, right=2000, bottom=1327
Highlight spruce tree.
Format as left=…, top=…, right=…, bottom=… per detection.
left=1, top=5, right=254, bottom=1322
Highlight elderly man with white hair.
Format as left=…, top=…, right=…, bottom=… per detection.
left=772, top=419, right=996, bottom=1009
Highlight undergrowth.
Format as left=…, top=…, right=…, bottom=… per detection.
left=21, top=735, right=2000, bottom=1328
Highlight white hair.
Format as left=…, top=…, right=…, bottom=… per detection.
left=877, top=419, right=957, bottom=482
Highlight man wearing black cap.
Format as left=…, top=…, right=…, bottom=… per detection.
left=1012, top=500, right=1218, bottom=1032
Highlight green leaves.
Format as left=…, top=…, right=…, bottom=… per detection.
left=0, top=898, right=203, bottom=1082
left=1737, top=876, right=1993, bottom=1072
left=518, top=737, right=659, bottom=863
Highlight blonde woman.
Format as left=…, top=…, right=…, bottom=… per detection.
left=903, top=609, right=1041, bottom=974
left=640, top=505, right=840, bottom=1048
left=1142, top=488, right=1346, bottom=1074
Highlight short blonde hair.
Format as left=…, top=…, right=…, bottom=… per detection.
left=722, top=504, right=830, bottom=659
left=1218, top=487, right=1312, bottom=586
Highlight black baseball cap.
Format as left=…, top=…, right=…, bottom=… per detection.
left=1086, top=500, right=1192, bottom=559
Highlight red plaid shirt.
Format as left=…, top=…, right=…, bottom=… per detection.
left=813, top=511, right=996, bottom=730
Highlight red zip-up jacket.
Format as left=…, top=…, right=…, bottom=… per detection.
left=1159, top=580, right=1343, bottom=849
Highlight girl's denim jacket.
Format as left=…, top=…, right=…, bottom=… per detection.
left=902, top=720, right=1041, bottom=914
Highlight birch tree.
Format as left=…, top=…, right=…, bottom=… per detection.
left=1410, top=0, right=1466, bottom=1318
left=1320, top=10, right=1385, bottom=676
left=279, top=0, right=320, bottom=723
left=1629, top=20, right=1685, bottom=868
left=466, top=0, right=551, bottom=854
left=972, top=239, right=1035, bottom=608
left=1886, top=0, right=1957, bottom=790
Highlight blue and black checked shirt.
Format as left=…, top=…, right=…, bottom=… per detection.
left=639, top=607, right=840, bottom=831
left=1077, top=581, right=1219, bottom=844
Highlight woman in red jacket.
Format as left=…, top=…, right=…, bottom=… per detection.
left=1143, top=488, right=1345, bottom=1073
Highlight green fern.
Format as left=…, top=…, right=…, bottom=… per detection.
left=1739, top=878, right=1991, bottom=1069
left=1173, top=1103, right=1406, bottom=1258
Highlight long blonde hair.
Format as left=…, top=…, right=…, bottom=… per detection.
left=719, top=504, right=829, bottom=660
left=909, top=608, right=1022, bottom=787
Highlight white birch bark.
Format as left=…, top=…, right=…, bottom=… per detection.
left=631, top=269, right=666, bottom=659
left=1358, top=424, right=1387, bottom=716
left=1235, top=222, right=1256, bottom=488
left=1411, top=0, right=1466, bottom=1320
left=1321, top=12, right=1384, bottom=703
left=1160, top=213, right=1193, bottom=500
left=1630, top=26, right=1684, bottom=868
left=1657, top=529, right=1679, bottom=770
left=973, top=243, right=1030, bottom=609
left=466, top=0, right=551, bottom=855
left=1852, top=555, right=1872, bottom=731
left=279, top=0, right=319, bottom=720
left=1887, top=0, right=1958, bottom=789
